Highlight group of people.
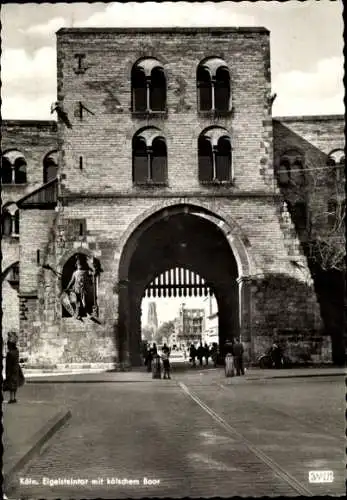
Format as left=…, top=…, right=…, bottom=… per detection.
left=189, top=342, right=219, bottom=368
left=144, top=342, right=171, bottom=379
left=224, top=337, right=245, bottom=376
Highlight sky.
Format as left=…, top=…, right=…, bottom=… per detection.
left=1, top=1, right=344, bottom=120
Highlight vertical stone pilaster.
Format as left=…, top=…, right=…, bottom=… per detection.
left=237, top=275, right=252, bottom=362
left=237, top=276, right=252, bottom=343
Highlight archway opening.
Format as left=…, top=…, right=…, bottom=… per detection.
left=140, top=267, right=220, bottom=361
left=118, top=206, right=241, bottom=366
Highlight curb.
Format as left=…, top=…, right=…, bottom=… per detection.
left=4, top=409, right=72, bottom=494
left=247, top=372, right=345, bottom=380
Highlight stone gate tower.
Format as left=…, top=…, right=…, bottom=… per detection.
left=12, top=27, right=332, bottom=368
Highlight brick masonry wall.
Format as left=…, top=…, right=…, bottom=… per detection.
left=19, top=210, right=57, bottom=294
left=2, top=239, right=19, bottom=271
left=56, top=28, right=273, bottom=195
left=2, top=281, right=19, bottom=338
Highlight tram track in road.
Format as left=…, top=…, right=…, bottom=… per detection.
left=219, top=382, right=343, bottom=442
left=178, top=382, right=313, bottom=497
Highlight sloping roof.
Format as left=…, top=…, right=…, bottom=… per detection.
left=17, top=178, right=58, bottom=209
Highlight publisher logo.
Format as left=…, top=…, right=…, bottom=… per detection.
left=309, top=470, right=334, bottom=483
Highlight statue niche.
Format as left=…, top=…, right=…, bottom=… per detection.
left=61, top=253, right=102, bottom=321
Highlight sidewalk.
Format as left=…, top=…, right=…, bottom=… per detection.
left=3, top=394, right=71, bottom=494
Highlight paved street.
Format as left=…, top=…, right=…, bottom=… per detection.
left=4, top=367, right=345, bottom=498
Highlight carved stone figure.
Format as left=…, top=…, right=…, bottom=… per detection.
left=64, top=256, right=95, bottom=320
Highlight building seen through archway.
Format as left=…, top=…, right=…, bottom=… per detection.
left=141, top=270, right=219, bottom=355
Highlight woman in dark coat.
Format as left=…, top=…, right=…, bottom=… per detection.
left=5, top=340, right=22, bottom=403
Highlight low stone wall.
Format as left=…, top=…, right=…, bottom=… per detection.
left=251, top=330, right=332, bottom=365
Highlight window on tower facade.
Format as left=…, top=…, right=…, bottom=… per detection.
left=131, top=58, right=167, bottom=113
left=277, top=150, right=305, bottom=188
left=43, top=150, right=58, bottom=183
left=326, top=149, right=345, bottom=183
left=1, top=150, right=27, bottom=184
left=133, top=127, right=168, bottom=185
left=198, top=127, right=232, bottom=183
left=197, top=58, right=231, bottom=113
left=1, top=203, right=19, bottom=237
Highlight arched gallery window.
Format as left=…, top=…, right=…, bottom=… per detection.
left=131, top=58, right=166, bottom=113
left=278, top=149, right=305, bottom=187
left=197, top=58, right=231, bottom=113
left=327, top=149, right=344, bottom=182
left=133, top=127, right=168, bottom=185
left=1, top=150, right=27, bottom=184
left=198, top=127, right=232, bottom=183
left=1, top=203, right=19, bottom=236
left=43, top=150, right=58, bottom=183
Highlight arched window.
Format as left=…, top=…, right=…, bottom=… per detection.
left=215, top=136, right=231, bottom=181
left=215, top=67, right=230, bottom=111
left=1, top=203, right=19, bottom=236
left=1, top=150, right=27, bottom=184
left=131, top=58, right=166, bottom=113
left=2, top=210, right=12, bottom=236
left=132, top=128, right=168, bottom=185
left=291, top=158, right=305, bottom=186
left=198, top=136, right=213, bottom=182
left=197, top=58, right=231, bottom=113
left=133, top=136, right=148, bottom=183
left=327, top=149, right=344, bottom=182
left=197, top=66, right=212, bottom=112
left=1, top=156, right=12, bottom=184
left=150, top=67, right=166, bottom=112
left=277, top=150, right=305, bottom=188
left=198, top=127, right=232, bottom=183
left=14, top=157, right=27, bottom=184
left=151, top=137, right=167, bottom=183
left=43, top=151, right=58, bottom=183
left=278, top=158, right=290, bottom=186
left=132, top=66, right=147, bottom=112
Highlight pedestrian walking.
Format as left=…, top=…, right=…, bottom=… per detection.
left=197, top=342, right=204, bottom=367
left=210, top=342, right=218, bottom=367
left=145, top=346, right=153, bottom=372
left=204, top=343, right=210, bottom=366
left=233, top=337, right=245, bottom=376
left=151, top=343, right=158, bottom=356
left=161, top=343, right=171, bottom=379
left=271, top=342, right=283, bottom=369
left=3, top=333, right=24, bottom=403
left=189, top=344, right=197, bottom=367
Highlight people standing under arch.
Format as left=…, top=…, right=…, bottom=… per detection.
left=161, top=343, right=171, bottom=379
left=189, top=344, right=197, bottom=367
left=233, top=337, right=245, bottom=376
left=210, top=342, right=219, bottom=367
left=203, top=342, right=210, bottom=366
left=197, top=342, right=205, bottom=367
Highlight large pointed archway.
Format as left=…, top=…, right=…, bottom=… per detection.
left=117, top=204, right=252, bottom=366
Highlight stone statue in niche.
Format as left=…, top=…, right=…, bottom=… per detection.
left=62, top=254, right=102, bottom=323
